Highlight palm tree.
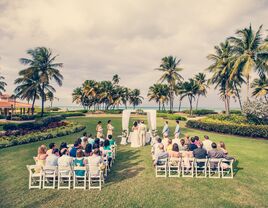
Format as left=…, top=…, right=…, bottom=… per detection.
left=46, top=91, right=59, bottom=107
left=147, top=84, right=169, bottom=111
left=156, top=56, right=183, bottom=112
left=0, top=75, right=7, bottom=95
left=121, top=87, right=130, bottom=109
left=207, top=41, right=235, bottom=115
left=228, top=25, right=268, bottom=99
left=251, top=75, right=268, bottom=102
left=194, top=73, right=209, bottom=110
left=14, top=74, right=40, bottom=114
left=19, top=47, right=63, bottom=116
left=112, top=74, right=120, bottom=85
left=129, top=89, right=143, bottom=109
left=180, top=79, right=199, bottom=115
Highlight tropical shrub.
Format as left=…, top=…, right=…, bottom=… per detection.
left=243, top=100, right=268, bottom=125
left=207, top=114, right=248, bottom=124
left=104, top=110, right=123, bottom=114
left=186, top=119, right=268, bottom=138
left=0, top=115, right=5, bottom=119
left=3, top=115, right=65, bottom=131
left=6, top=114, right=36, bottom=121
left=0, top=122, right=86, bottom=148
left=45, top=107, right=61, bottom=111
left=182, top=109, right=217, bottom=115
left=157, top=113, right=187, bottom=121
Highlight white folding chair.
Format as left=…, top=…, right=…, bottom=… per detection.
left=181, top=157, right=194, bottom=177
left=208, top=158, right=222, bottom=178
left=155, top=158, right=168, bottom=177
left=73, top=166, right=87, bottom=189
left=88, top=165, right=102, bottom=190
left=26, top=165, right=43, bottom=189
left=221, top=159, right=234, bottom=179
left=43, top=166, right=57, bottom=189
left=111, top=145, right=116, bottom=160
left=194, top=158, right=208, bottom=178
left=102, top=155, right=109, bottom=177
left=58, top=166, right=73, bottom=189
left=168, top=157, right=181, bottom=177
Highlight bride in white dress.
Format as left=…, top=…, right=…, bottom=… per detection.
left=130, top=121, right=140, bottom=148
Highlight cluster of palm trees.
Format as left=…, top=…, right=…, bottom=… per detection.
left=14, top=47, right=63, bottom=116
left=72, top=74, right=143, bottom=110
left=207, top=24, right=268, bottom=114
left=148, top=56, right=208, bottom=115
left=149, top=25, right=268, bottom=115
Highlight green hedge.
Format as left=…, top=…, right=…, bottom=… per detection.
left=182, top=109, right=217, bottom=115
left=0, top=122, right=86, bottom=148
left=3, top=115, right=65, bottom=131
left=157, top=113, right=187, bottom=121
left=186, top=119, right=268, bottom=138
left=6, top=114, right=36, bottom=121
left=207, top=114, right=248, bottom=124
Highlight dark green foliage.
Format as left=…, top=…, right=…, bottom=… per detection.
left=0, top=122, right=86, bottom=148
left=183, top=109, right=217, bottom=115
left=186, top=119, right=268, bottom=138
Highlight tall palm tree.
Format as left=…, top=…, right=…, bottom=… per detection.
left=129, top=89, right=143, bottom=109
left=251, top=75, right=268, bottom=102
left=0, top=75, right=7, bottom=95
left=155, top=56, right=183, bottom=112
left=207, top=41, right=235, bottom=115
left=121, top=87, right=130, bottom=109
left=194, top=73, right=209, bottom=110
left=112, top=74, right=120, bottom=85
left=180, top=79, right=199, bottom=115
left=19, top=47, right=63, bottom=116
left=228, top=25, right=268, bottom=99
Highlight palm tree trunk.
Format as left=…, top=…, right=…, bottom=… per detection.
left=41, top=83, right=45, bottom=117
left=188, top=95, right=193, bottom=115
left=31, top=92, right=37, bottom=115
left=195, top=94, right=200, bottom=110
left=246, top=77, right=250, bottom=100
left=178, top=96, right=182, bottom=112
left=158, top=102, right=161, bottom=111
left=234, top=85, right=243, bottom=110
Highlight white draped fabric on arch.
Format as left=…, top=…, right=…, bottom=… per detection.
left=120, top=109, right=157, bottom=145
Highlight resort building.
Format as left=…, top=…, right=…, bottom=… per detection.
left=0, top=94, right=32, bottom=116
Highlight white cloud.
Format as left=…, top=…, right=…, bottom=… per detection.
left=0, top=0, right=267, bottom=109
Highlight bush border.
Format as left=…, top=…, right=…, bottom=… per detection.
left=186, top=119, right=268, bottom=138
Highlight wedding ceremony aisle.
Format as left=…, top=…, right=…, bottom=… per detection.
left=0, top=116, right=268, bottom=207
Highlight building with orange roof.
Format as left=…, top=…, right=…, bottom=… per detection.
left=0, top=94, right=33, bottom=116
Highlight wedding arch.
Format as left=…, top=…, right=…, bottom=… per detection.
left=120, top=109, right=157, bottom=145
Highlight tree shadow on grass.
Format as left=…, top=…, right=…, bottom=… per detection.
left=105, top=148, right=145, bottom=185
left=233, top=159, right=243, bottom=176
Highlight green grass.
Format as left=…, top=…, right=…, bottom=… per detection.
left=0, top=116, right=268, bottom=208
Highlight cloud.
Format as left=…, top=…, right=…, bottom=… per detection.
left=0, top=0, right=267, bottom=108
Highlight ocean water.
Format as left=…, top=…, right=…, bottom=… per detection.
left=56, top=105, right=225, bottom=112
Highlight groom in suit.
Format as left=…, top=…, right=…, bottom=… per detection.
left=139, top=120, right=147, bottom=146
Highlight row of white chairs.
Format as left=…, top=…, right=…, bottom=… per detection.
left=27, top=146, right=117, bottom=190
left=155, top=157, right=234, bottom=178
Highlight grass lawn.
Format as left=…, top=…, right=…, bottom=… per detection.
left=0, top=115, right=268, bottom=208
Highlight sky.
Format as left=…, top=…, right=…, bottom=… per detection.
left=0, top=0, right=267, bottom=109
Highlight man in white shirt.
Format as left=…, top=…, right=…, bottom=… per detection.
left=202, top=135, right=213, bottom=152
left=45, top=148, right=60, bottom=167
left=58, top=148, right=73, bottom=167
left=151, top=137, right=162, bottom=160
left=139, top=120, right=147, bottom=146
left=162, top=121, right=169, bottom=137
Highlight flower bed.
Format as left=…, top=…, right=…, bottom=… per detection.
left=0, top=121, right=86, bottom=148
left=186, top=118, right=268, bottom=138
